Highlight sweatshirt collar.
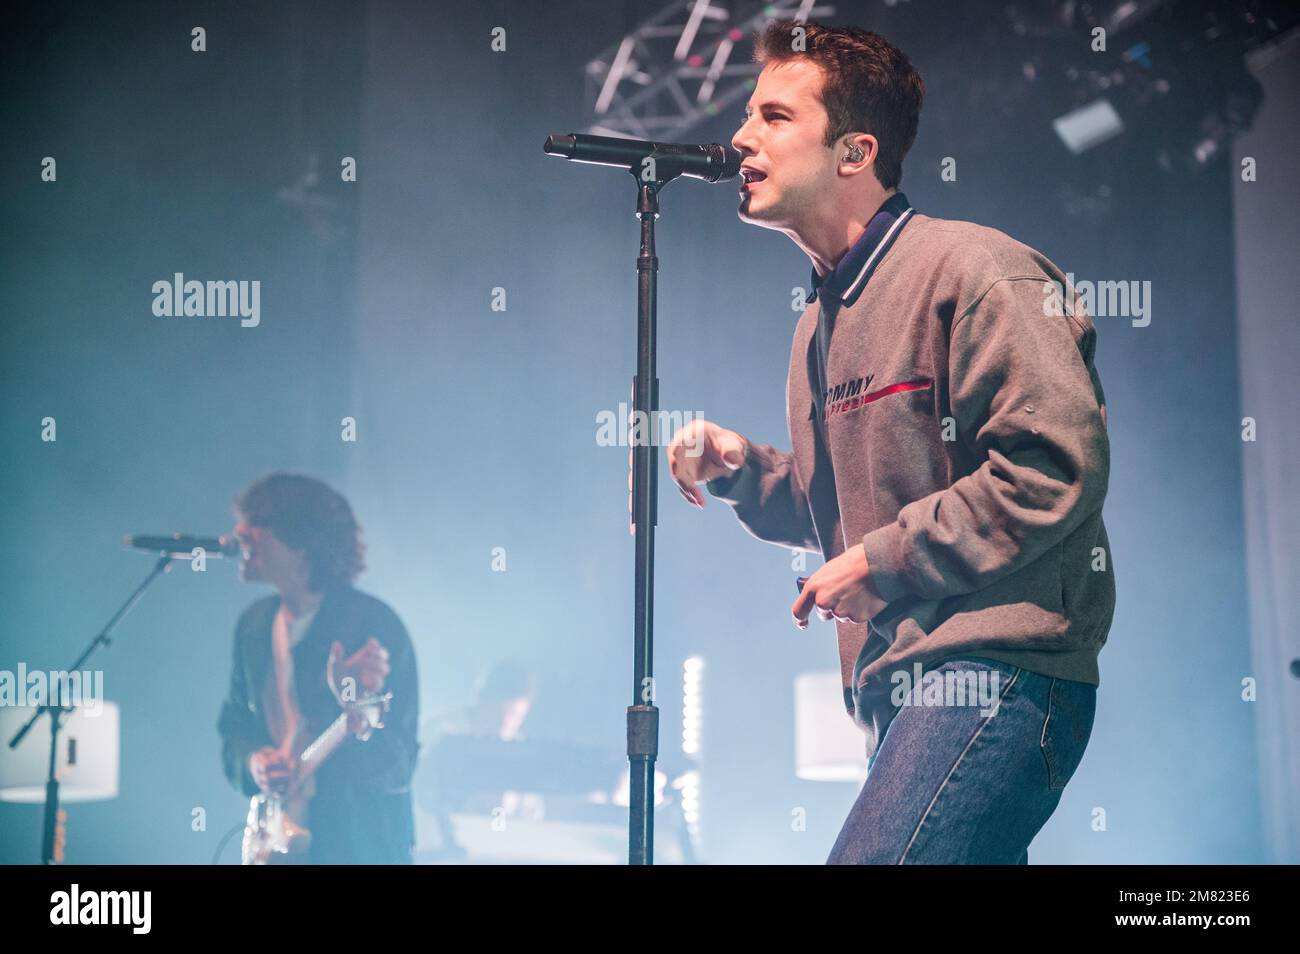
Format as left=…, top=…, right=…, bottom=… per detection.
left=809, top=191, right=914, bottom=308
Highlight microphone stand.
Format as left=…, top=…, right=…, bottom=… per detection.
left=626, top=170, right=670, bottom=866
left=7, top=553, right=174, bottom=863
left=546, top=135, right=735, bottom=864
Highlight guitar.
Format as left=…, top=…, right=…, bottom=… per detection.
left=240, top=691, right=391, bottom=865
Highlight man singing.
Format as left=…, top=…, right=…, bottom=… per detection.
left=666, top=21, right=1114, bottom=863
left=217, top=473, right=419, bottom=864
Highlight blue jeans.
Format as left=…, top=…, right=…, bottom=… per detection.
left=827, top=657, right=1096, bottom=864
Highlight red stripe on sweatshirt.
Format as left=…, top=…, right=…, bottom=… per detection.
left=825, top=377, right=933, bottom=419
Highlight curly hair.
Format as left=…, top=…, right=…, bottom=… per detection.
left=754, top=20, right=925, bottom=191
left=235, top=473, right=365, bottom=590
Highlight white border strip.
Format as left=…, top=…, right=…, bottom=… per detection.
left=843, top=206, right=915, bottom=301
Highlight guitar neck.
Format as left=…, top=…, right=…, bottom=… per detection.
left=295, top=711, right=351, bottom=784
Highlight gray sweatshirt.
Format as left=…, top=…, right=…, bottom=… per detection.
left=708, top=208, right=1115, bottom=753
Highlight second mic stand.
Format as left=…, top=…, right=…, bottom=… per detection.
left=6, top=553, right=173, bottom=863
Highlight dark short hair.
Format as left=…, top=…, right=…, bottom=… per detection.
left=235, top=473, right=365, bottom=590
left=754, top=20, right=924, bottom=190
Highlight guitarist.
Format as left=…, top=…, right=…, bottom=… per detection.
left=217, top=473, right=419, bottom=864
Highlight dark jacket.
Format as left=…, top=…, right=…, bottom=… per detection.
left=217, top=584, right=419, bottom=864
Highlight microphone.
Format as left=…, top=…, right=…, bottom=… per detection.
left=543, top=133, right=742, bottom=183
left=124, top=533, right=241, bottom=558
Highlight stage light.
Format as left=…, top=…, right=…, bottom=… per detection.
left=682, top=655, right=704, bottom=757
left=1053, top=98, right=1126, bottom=154
left=794, top=673, right=867, bottom=782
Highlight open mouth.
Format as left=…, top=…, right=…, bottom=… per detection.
left=740, top=167, right=767, bottom=190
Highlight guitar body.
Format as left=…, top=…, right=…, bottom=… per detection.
left=240, top=692, right=390, bottom=865
left=241, top=792, right=312, bottom=865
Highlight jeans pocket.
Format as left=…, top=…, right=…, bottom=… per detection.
left=914, top=657, right=1023, bottom=721
left=1039, top=677, right=1097, bottom=790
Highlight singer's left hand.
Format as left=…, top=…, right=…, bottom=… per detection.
left=328, top=637, right=390, bottom=699
left=792, top=544, right=887, bottom=628
left=345, top=708, right=377, bottom=741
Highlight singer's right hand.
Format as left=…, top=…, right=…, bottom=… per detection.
left=249, top=746, right=295, bottom=795
left=666, top=419, right=748, bottom=508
